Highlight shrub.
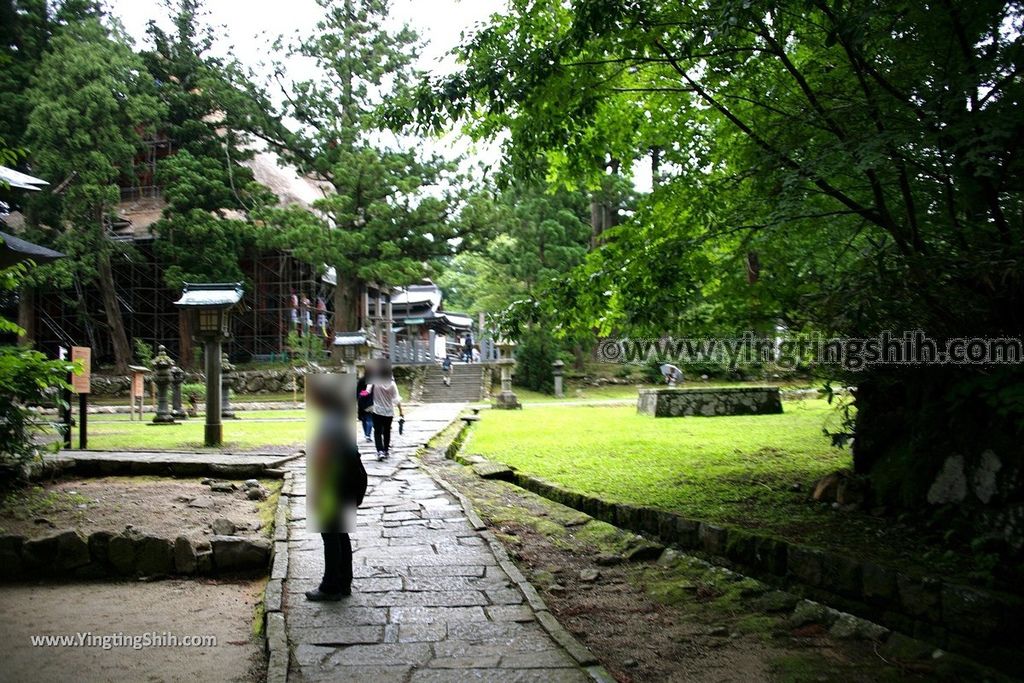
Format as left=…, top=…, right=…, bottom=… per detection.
left=0, top=264, right=75, bottom=472
left=514, top=328, right=557, bottom=394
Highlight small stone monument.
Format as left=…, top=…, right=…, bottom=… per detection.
left=151, top=345, right=177, bottom=424
left=221, top=354, right=237, bottom=419
left=492, top=339, right=522, bottom=410
left=552, top=359, right=565, bottom=398
left=170, top=365, right=188, bottom=420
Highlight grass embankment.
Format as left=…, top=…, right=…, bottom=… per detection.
left=466, top=400, right=981, bottom=579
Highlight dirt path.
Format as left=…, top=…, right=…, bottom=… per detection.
left=0, top=578, right=266, bottom=683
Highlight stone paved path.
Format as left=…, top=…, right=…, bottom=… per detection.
left=281, top=403, right=594, bottom=682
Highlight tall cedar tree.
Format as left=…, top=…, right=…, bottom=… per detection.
left=142, top=0, right=276, bottom=364
left=250, top=0, right=476, bottom=333
left=25, top=18, right=163, bottom=372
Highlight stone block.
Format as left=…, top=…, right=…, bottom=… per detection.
left=941, top=584, right=1001, bottom=639
left=861, top=561, right=897, bottom=603
left=724, top=529, right=756, bottom=566
left=821, top=553, right=862, bottom=598
left=753, top=536, right=787, bottom=575
left=698, top=523, right=728, bottom=556
left=135, top=535, right=174, bottom=576
left=637, top=387, right=783, bottom=418
left=174, top=536, right=198, bottom=574
left=211, top=535, right=272, bottom=572
left=0, top=534, right=25, bottom=579
left=787, top=546, right=824, bottom=586
left=897, top=574, right=942, bottom=621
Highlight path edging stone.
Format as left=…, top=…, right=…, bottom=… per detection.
left=420, top=423, right=615, bottom=682
left=263, top=468, right=293, bottom=683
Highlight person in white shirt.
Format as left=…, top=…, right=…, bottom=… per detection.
left=369, top=360, right=403, bottom=461
left=660, top=363, right=684, bottom=387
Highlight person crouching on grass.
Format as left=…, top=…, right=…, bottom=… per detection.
left=305, top=376, right=367, bottom=601
left=370, top=360, right=403, bottom=461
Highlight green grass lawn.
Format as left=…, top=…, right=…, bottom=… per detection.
left=75, top=410, right=309, bottom=451
left=468, top=399, right=848, bottom=526
left=465, top=400, right=984, bottom=579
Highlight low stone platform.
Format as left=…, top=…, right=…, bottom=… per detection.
left=637, top=386, right=783, bottom=417
left=42, top=450, right=301, bottom=478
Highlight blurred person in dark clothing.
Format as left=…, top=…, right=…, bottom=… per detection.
left=356, top=365, right=375, bottom=442
left=305, top=376, right=367, bottom=601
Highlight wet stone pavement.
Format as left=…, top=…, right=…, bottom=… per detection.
left=281, top=403, right=594, bottom=682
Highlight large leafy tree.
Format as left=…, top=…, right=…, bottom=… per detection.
left=406, top=0, right=1024, bottom=509
left=142, top=0, right=276, bottom=356
left=251, top=0, right=478, bottom=333
left=438, top=179, right=592, bottom=316
left=25, top=18, right=163, bottom=372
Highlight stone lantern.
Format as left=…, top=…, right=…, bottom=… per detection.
left=221, top=353, right=237, bottom=419
left=170, top=365, right=188, bottom=420
left=492, top=338, right=521, bottom=410
left=333, top=329, right=376, bottom=374
left=174, top=282, right=244, bottom=446
left=552, top=359, right=565, bottom=398
left=151, top=345, right=177, bottom=424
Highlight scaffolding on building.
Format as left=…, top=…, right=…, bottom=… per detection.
left=30, top=240, right=332, bottom=368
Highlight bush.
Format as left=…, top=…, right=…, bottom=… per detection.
left=182, top=383, right=206, bottom=401
left=514, top=328, right=557, bottom=394
left=133, top=338, right=154, bottom=367
left=0, top=264, right=75, bottom=471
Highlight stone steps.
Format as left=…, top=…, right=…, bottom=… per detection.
left=419, top=365, right=487, bottom=403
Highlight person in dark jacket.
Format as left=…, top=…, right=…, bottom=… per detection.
left=305, top=378, right=367, bottom=601
left=356, top=368, right=374, bottom=442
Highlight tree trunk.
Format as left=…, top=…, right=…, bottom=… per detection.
left=17, top=285, right=36, bottom=347
left=96, top=250, right=131, bottom=373
left=573, top=343, right=586, bottom=372
left=332, top=274, right=362, bottom=334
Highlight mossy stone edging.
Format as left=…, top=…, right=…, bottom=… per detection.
left=448, top=422, right=1023, bottom=677
left=0, top=528, right=270, bottom=581
left=263, top=467, right=293, bottom=683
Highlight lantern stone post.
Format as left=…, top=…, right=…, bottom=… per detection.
left=151, top=345, right=176, bottom=424
left=174, top=282, right=244, bottom=447
left=221, top=354, right=237, bottom=419
left=492, top=339, right=522, bottom=410
left=552, top=359, right=565, bottom=398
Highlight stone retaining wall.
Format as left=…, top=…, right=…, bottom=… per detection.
left=637, top=386, right=783, bottom=417
left=0, top=529, right=271, bottom=580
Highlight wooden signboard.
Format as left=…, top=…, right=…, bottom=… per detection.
left=131, top=372, right=145, bottom=399
left=71, top=346, right=91, bottom=394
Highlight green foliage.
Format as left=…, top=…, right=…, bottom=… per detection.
left=0, top=263, right=75, bottom=469
left=513, top=328, right=557, bottom=394
left=413, top=0, right=1024, bottom=344
left=248, top=0, right=483, bottom=327
left=286, top=330, right=326, bottom=364
left=21, top=16, right=164, bottom=370
left=144, top=1, right=277, bottom=289
left=182, top=382, right=205, bottom=400
left=437, top=178, right=592, bottom=317
left=133, top=338, right=154, bottom=367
